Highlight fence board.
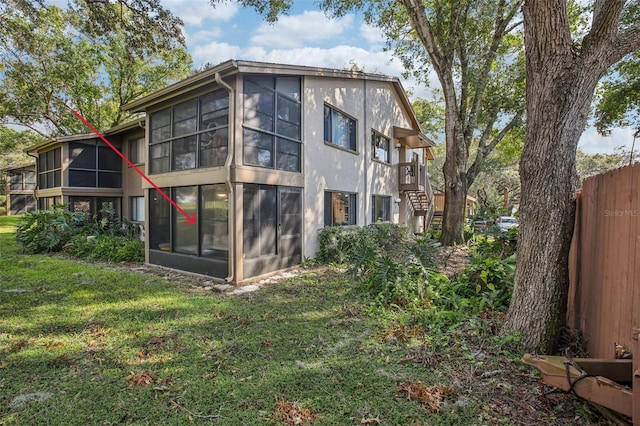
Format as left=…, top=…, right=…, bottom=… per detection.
left=569, top=163, right=640, bottom=359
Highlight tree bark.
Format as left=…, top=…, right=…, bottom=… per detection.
left=502, top=0, right=640, bottom=352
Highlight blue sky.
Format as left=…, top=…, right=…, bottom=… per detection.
left=42, top=0, right=633, bottom=154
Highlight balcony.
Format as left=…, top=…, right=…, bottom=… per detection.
left=398, top=161, right=434, bottom=222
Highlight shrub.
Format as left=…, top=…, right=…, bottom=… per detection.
left=65, top=234, right=144, bottom=263
left=15, top=206, right=91, bottom=253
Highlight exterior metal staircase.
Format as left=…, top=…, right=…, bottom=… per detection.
left=398, top=161, right=435, bottom=229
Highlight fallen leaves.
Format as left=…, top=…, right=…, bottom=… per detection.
left=126, top=371, right=154, bottom=387
left=396, top=381, right=455, bottom=413
left=270, top=398, right=319, bottom=425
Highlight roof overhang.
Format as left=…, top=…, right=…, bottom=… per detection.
left=393, top=126, right=436, bottom=159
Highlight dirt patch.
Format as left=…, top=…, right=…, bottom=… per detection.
left=439, top=246, right=471, bottom=279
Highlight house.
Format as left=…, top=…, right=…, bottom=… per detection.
left=430, top=191, right=477, bottom=229
left=2, top=162, right=37, bottom=215
left=23, top=60, right=435, bottom=283
left=25, top=120, right=146, bottom=222
left=121, top=60, right=435, bottom=283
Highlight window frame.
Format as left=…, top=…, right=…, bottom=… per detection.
left=242, top=76, right=302, bottom=172
left=371, top=195, right=391, bottom=223
left=324, top=104, right=357, bottom=152
left=371, top=130, right=391, bottom=164
left=38, top=148, right=61, bottom=189
left=68, top=141, right=122, bottom=188
left=324, top=191, right=357, bottom=226
left=130, top=196, right=145, bottom=222
left=148, top=90, right=229, bottom=174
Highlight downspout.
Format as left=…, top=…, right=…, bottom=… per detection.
left=215, top=72, right=236, bottom=283
left=363, top=79, right=368, bottom=226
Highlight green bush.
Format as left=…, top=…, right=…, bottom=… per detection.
left=66, top=234, right=144, bottom=263
left=16, top=205, right=143, bottom=263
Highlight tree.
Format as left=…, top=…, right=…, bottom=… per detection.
left=594, top=51, right=640, bottom=135
left=0, top=0, right=191, bottom=137
left=502, top=0, right=640, bottom=352
left=215, top=0, right=525, bottom=246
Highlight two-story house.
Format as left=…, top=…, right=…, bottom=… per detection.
left=121, top=60, right=435, bottom=283
left=25, top=120, right=146, bottom=223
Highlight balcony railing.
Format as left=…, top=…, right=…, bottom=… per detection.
left=398, top=161, right=427, bottom=192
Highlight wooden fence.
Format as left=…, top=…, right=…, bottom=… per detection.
left=567, top=162, right=640, bottom=359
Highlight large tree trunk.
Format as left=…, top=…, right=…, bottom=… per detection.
left=501, top=0, right=613, bottom=352
left=440, top=158, right=467, bottom=246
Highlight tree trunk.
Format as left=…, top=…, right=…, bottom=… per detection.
left=440, top=162, right=467, bottom=245
left=501, top=1, right=607, bottom=353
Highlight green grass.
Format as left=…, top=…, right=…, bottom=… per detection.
left=0, top=216, right=600, bottom=425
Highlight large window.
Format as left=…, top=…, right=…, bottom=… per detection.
left=372, top=195, right=391, bottom=222
left=324, top=105, right=357, bottom=151
left=149, top=90, right=229, bottom=174
left=324, top=191, right=356, bottom=226
left=8, top=168, right=36, bottom=191
left=371, top=130, right=391, bottom=163
left=243, top=185, right=277, bottom=259
left=149, top=185, right=228, bottom=260
left=243, top=76, right=302, bottom=172
left=68, top=142, right=122, bottom=188
left=38, top=148, right=61, bottom=189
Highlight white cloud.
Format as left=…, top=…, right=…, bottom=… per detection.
left=191, top=41, right=243, bottom=66
left=578, top=126, right=636, bottom=154
left=250, top=11, right=354, bottom=49
left=163, top=0, right=238, bottom=26
left=359, top=22, right=385, bottom=47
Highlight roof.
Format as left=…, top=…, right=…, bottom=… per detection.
left=24, top=118, right=144, bottom=153
left=0, top=161, right=36, bottom=172
left=121, top=59, right=425, bottom=134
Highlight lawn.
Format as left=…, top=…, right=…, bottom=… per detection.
left=0, top=216, right=603, bottom=425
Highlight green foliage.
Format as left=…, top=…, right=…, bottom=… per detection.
left=15, top=206, right=91, bottom=253
left=15, top=205, right=142, bottom=262
left=0, top=0, right=192, bottom=136
left=66, top=234, right=144, bottom=263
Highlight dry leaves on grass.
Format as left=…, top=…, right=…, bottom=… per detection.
left=270, top=398, right=319, bottom=425
left=126, top=371, right=154, bottom=387
left=396, top=381, right=455, bottom=413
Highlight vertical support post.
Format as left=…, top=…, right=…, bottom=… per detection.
left=633, top=327, right=640, bottom=425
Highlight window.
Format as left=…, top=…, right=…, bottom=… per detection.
left=149, top=185, right=228, bottom=260
left=324, top=105, right=356, bottom=151
left=68, top=196, right=121, bottom=218
left=68, top=142, right=122, bottom=188
left=243, top=185, right=277, bottom=259
left=243, top=76, right=302, bottom=172
left=149, top=90, right=229, bottom=174
left=130, top=196, right=145, bottom=222
left=8, top=168, right=36, bottom=190
left=324, top=191, right=356, bottom=226
left=372, top=195, right=391, bottom=222
left=129, top=137, right=144, bottom=164
left=371, top=131, right=391, bottom=163
left=38, top=148, right=61, bottom=189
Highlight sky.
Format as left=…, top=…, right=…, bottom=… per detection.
left=42, top=0, right=636, bottom=155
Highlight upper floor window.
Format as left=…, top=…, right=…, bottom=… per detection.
left=38, top=148, right=61, bottom=189
left=371, top=130, right=391, bottom=163
left=149, top=90, right=229, bottom=174
left=243, top=76, right=302, bottom=172
left=8, top=168, right=36, bottom=191
left=324, top=191, right=356, bottom=226
left=128, top=137, right=144, bottom=164
left=324, top=104, right=356, bottom=151
left=68, top=141, right=122, bottom=188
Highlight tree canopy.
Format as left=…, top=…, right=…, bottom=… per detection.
left=0, top=0, right=192, bottom=137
